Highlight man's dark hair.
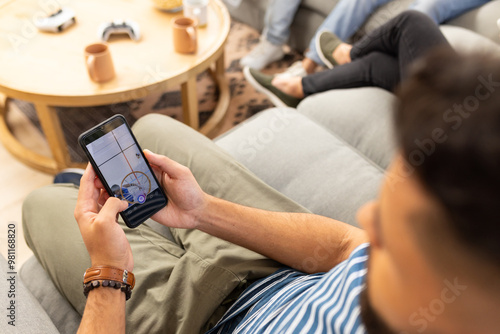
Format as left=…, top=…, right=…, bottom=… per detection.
left=395, top=48, right=500, bottom=267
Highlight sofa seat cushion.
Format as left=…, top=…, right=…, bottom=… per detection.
left=215, top=108, right=385, bottom=226
left=19, top=256, right=81, bottom=334
left=297, top=87, right=397, bottom=170
left=1, top=255, right=60, bottom=333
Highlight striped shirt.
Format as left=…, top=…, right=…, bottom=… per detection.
left=207, top=243, right=369, bottom=334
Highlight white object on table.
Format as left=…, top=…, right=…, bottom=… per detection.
left=222, top=0, right=242, bottom=7
left=183, top=0, right=209, bottom=27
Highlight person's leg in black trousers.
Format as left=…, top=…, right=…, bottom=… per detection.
left=350, top=10, right=452, bottom=78
left=301, top=51, right=400, bottom=94
left=301, top=10, right=453, bottom=95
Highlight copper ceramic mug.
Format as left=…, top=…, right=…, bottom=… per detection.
left=84, top=43, right=115, bottom=83
left=172, top=17, right=197, bottom=54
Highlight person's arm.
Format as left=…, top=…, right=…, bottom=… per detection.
left=145, top=151, right=368, bottom=273
left=78, top=288, right=126, bottom=334
left=74, top=164, right=133, bottom=334
left=199, top=196, right=368, bottom=273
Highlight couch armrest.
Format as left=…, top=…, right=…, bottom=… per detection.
left=0, top=255, right=59, bottom=333
left=19, top=256, right=81, bottom=334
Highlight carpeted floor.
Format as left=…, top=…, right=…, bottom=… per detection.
left=17, top=21, right=302, bottom=163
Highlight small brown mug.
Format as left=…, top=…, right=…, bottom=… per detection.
left=172, top=17, right=197, bottom=54
left=84, top=43, right=115, bottom=83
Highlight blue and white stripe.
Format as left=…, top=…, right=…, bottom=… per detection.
left=207, top=243, right=370, bottom=334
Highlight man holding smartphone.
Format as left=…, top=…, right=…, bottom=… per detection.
left=23, top=49, right=500, bottom=334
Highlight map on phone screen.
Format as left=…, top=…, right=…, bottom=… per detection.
left=86, top=123, right=159, bottom=206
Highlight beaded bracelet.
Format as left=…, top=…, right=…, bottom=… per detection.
left=83, top=280, right=132, bottom=301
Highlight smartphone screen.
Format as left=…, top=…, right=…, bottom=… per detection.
left=79, top=115, right=168, bottom=228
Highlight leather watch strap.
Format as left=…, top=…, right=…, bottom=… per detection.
left=83, top=265, right=135, bottom=289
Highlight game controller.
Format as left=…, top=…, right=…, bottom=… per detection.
left=98, top=20, right=141, bottom=42
left=35, top=7, right=76, bottom=33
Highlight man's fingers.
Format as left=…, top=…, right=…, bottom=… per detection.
left=98, top=189, right=110, bottom=207
left=94, top=176, right=105, bottom=189
left=147, top=162, right=163, bottom=184
left=144, top=149, right=186, bottom=179
left=76, top=164, right=100, bottom=215
left=98, top=197, right=128, bottom=224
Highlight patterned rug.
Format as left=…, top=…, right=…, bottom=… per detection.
left=17, top=21, right=302, bottom=163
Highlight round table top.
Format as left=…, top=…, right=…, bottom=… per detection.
left=0, top=0, right=230, bottom=106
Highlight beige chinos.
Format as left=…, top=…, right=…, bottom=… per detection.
left=23, top=114, right=309, bottom=334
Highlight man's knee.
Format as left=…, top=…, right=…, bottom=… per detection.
left=132, top=114, right=188, bottom=144
left=131, top=113, right=213, bottom=164
left=22, top=184, right=79, bottom=248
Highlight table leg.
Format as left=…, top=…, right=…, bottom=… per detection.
left=0, top=96, right=60, bottom=174
left=35, top=103, right=73, bottom=172
left=200, top=52, right=230, bottom=138
left=181, top=77, right=200, bottom=131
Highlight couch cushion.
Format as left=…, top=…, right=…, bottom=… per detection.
left=0, top=255, right=59, bottom=334
left=297, top=87, right=397, bottom=170
left=215, top=108, right=384, bottom=225
left=20, top=256, right=81, bottom=334
left=448, top=0, right=500, bottom=45
left=440, top=25, right=500, bottom=54
left=223, top=0, right=269, bottom=32
left=301, top=0, right=339, bottom=17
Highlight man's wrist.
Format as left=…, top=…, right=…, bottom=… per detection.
left=194, top=194, right=217, bottom=231
left=87, top=284, right=125, bottom=301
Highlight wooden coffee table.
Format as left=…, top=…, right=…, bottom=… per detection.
left=0, top=0, right=230, bottom=174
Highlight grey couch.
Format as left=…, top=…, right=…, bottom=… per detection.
left=4, top=4, right=500, bottom=333
left=224, top=0, right=500, bottom=51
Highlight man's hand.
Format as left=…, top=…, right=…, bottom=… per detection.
left=143, top=150, right=208, bottom=229
left=74, top=164, right=133, bottom=272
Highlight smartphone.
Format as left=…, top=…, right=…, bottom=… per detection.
left=79, top=114, right=168, bottom=228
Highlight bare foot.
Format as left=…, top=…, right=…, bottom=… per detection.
left=332, top=43, right=353, bottom=65
left=271, top=76, right=304, bottom=98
